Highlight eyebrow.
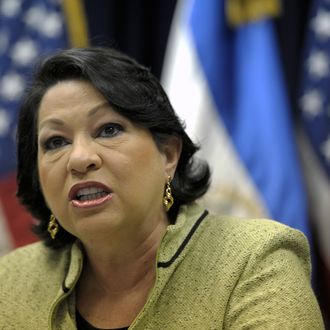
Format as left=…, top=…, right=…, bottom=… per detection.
left=38, top=102, right=110, bottom=129
left=87, top=102, right=110, bottom=117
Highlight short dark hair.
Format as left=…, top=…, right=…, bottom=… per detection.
left=16, top=47, right=210, bottom=249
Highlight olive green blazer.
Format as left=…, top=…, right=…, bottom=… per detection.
left=0, top=204, right=324, bottom=329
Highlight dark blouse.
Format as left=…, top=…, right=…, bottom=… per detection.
left=76, top=310, right=129, bottom=330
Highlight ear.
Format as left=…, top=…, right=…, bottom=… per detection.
left=161, top=136, right=182, bottom=178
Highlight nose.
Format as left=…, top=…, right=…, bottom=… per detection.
left=66, top=137, right=102, bottom=174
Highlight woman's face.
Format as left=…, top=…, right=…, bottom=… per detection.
left=37, top=80, right=181, bottom=245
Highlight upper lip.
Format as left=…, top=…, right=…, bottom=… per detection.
left=68, top=181, right=112, bottom=200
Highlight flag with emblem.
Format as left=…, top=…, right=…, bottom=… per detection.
left=162, top=0, right=310, bottom=239
left=298, top=0, right=330, bottom=298
left=0, top=0, right=70, bottom=255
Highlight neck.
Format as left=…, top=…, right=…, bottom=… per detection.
left=79, top=216, right=168, bottom=294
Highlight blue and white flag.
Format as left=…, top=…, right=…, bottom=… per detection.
left=162, top=0, right=310, bottom=239
left=0, top=0, right=68, bottom=254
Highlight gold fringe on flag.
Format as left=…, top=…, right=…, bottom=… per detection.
left=226, top=0, right=281, bottom=26
left=62, top=0, right=89, bottom=47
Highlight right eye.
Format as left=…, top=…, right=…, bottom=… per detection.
left=43, top=136, right=68, bottom=150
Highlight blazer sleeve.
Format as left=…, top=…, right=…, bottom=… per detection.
left=223, top=222, right=325, bottom=329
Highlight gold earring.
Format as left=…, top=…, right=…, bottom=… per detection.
left=163, top=176, right=174, bottom=211
left=48, top=214, right=59, bottom=240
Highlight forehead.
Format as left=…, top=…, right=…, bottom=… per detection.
left=40, top=80, right=105, bottom=108
left=37, top=80, right=112, bottom=124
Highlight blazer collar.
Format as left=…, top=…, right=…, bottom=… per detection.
left=157, top=203, right=208, bottom=268
left=62, top=203, right=208, bottom=291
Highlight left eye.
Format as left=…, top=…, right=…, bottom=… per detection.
left=98, top=123, right=123, bottom=138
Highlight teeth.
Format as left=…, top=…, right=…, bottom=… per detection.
left=75, top=187, right=110, bottom=201
left=79, top=192, right=108, bottom=201
left=78, top=187, right=104, bottom=196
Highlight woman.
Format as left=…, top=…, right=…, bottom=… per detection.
left=0, top=47, right=324, bottom=329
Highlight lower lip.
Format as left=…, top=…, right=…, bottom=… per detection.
left=70, top=194, right=113, bottom=209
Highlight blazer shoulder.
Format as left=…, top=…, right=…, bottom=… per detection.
left=0, top=241, right=71, bottom=282
left=201, top=213, right=311, bottom=266
left=205, top=212, right=308, bottom=243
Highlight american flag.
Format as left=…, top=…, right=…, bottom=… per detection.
left=0, top=0, right=68, bottom=255
left=299, top=0, right=330, bottom=309
left=300, top=0, right=330, bottom=176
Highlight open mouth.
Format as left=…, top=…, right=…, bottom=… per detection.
left=69, top=183, right=113, bottom=208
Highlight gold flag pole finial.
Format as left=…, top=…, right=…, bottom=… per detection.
left=226, top=0, right=282, bottom=27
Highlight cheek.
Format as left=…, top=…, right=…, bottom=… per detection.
left=132, top=147, right=165, bottom=176
left=37, top=155, right=45, bottom=190
left=37, top=155, right=64, bottom=206
left=132, top=149, right=166, bottom=194
left=111, top=145, right=165, bottom=198
left=38, top=154, right=49, bottom=189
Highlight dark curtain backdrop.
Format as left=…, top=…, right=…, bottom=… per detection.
left=82, top=0, right=329, bottom=324
left=82, top=0, right=177, bottom=79
left=275, top=0, right=312, bottom=114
